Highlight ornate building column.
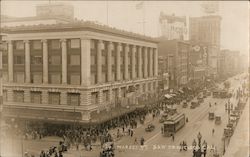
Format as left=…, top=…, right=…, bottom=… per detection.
left=154, top=48, right=158, bottom=76
left=107, top=41, right=113, bottom=82
left=24, top=40, right=31, bottom=83
left=97, top=40, right=104, bottom=83
left=138, top=46, right=142, bottom=78
left=61, top=39, right=67, bottom=84
left=143, top=47, right=148, bottom=78
left=149, top=48, right=153, bottom=77
left=7, top=41, right=13, bottom=82
left=124, top=44, right=129, bottom=80
left=42, top=39, right=48, bottom=84
left=132, top=45, right=136, bottom=79
left=80, top=38, right=91, bottom=86
left=116, top=43, right=122, bottom=81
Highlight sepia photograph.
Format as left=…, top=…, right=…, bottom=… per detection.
left=0, top=1, right=249, bottom=157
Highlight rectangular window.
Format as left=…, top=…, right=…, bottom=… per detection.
left=32, top=73, right=42, bottom=83
left=3, top=72, right=8, bottom=82
left=70, top=74, right=80, bottom=85
left=48, top=92, right=60, bottom=105
left=2, top=56, right=8, bottom=64
left=50, top=73, right=61, bottom=84
left=49, top=55, right=61, bottom=65
left=14, top=91, right=24, bottom=102
left=91, top=92, right=98, bottom=105
left=91, top=74, right=96, bottom=85
left=68, top=93, right=80, bottom=106
left=3, top=90, right=7, bottom=102
left=103, top=90, right=109, bottom=102
left=70, top=39, right=80, bottom=48
left=31, top=56, right=43, bottom=65
left=33, top=41, right=42, bottom=50
left=51, top=40, right=60, bottom=49
left=14, top=72, right=24, bottom=83
left=91, top=54, right=96, bottom=65
left=14, top=56, right=25, bottom=64
left=1, top=43, right=7, bottom=51
left=31, top=91, right=41, bottom=104
left=102, top=73, right=107, bottom=83
left=15, top=41, right=24, bottom=50
left=70, top=55, right=80, bottom=65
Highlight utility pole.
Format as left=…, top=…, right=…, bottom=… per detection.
left=106, top=1, right=109, bottom=25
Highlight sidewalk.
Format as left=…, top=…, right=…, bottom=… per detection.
left=64, top=113, right=154, bottom=157
left=222, top=98, right=249, bottom=157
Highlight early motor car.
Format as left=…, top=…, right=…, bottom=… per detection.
left=145, top=124, right=155, bottom=132
left=215, top=116, right=221, bottom=125
left=208, top=112, right=215, bottom=120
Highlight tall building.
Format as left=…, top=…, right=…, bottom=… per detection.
left=189, top=15, right=221, bottom=78
left=158, top=56, right=169, bottom=91
left=1, top=21, right=159, bottom=125
left=219, top=49, right=240, bottom=78
left=0, top=35, right=3, bottom=117
left=158, top=39, right=190, bottom=89
left=159, top=12, right=188, bottom=40
left=1, top=3, right=74, bottom=27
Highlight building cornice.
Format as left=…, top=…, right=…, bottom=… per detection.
left=1, top=21, right=159, bottom=44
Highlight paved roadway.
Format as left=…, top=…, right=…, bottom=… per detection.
left=0, top=73, right=246, bottom=157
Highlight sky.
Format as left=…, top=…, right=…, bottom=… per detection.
left=1, top=1, right=249, bottom=56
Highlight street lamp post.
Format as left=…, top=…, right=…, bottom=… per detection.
left=192, top=132, right=206, bottom=157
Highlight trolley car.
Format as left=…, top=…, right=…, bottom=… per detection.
left=162, top=113, right=186, bottom=137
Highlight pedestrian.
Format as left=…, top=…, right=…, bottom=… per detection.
left=179, top=142, right=183, bottom=151
left=172, top=134, right=175, bottom=142
left=134, top=137, right=138, bottom=144
left=212, top=128, right=215, bottom=136
left=140, top=137, right=145, bottom=145
left=130, top=129, right=134, bottom=137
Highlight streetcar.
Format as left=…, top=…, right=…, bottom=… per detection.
left=162, top=113, right=186, bottom=137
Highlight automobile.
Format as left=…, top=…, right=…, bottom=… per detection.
left=208, top=112, right=215, bottom=120
left=224, top=127, right=233, bottom=138
left=159, top=113, right=168, bottom=123
left=145, top=124, right=155, bottom=132
left=190, top=101, right=199, bottom=109
left=182, top=101, right=188, bottom=108
left=198, top=97, right=204, bottom=103
left=215, top=116, right=221, bottom=125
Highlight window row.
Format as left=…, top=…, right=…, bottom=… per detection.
left=3, top=55, right=81, bottom=66
left=3, top=90, right=80, bottom=106
left=2, top=72, right=81, bottom=85
left=10, top=39, right=81, bottom=50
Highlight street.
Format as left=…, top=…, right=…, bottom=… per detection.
left=1, top=73, right=246, bottom=157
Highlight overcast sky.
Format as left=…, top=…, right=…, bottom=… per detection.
left=1, top=1, right=249, bottom=56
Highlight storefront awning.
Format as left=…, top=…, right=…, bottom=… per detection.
left=164, top=94, right=172, bottom=99
left=170, top=94, right=176, bottom=97
left=178, top=90, right=184, bottom=93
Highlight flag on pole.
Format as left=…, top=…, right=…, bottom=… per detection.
left=136, top=1, right=144, bottom=10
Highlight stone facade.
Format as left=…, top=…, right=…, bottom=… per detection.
left=1, top=22, right=159, bottom=122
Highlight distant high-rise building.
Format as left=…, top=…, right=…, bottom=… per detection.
left=1, top=3, right=74, bottom=27
left=159, top=12, right=188, bottom=40
left=201, top=1, right=219, bottom=15
left=189, top=15, right=221, bottom=78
